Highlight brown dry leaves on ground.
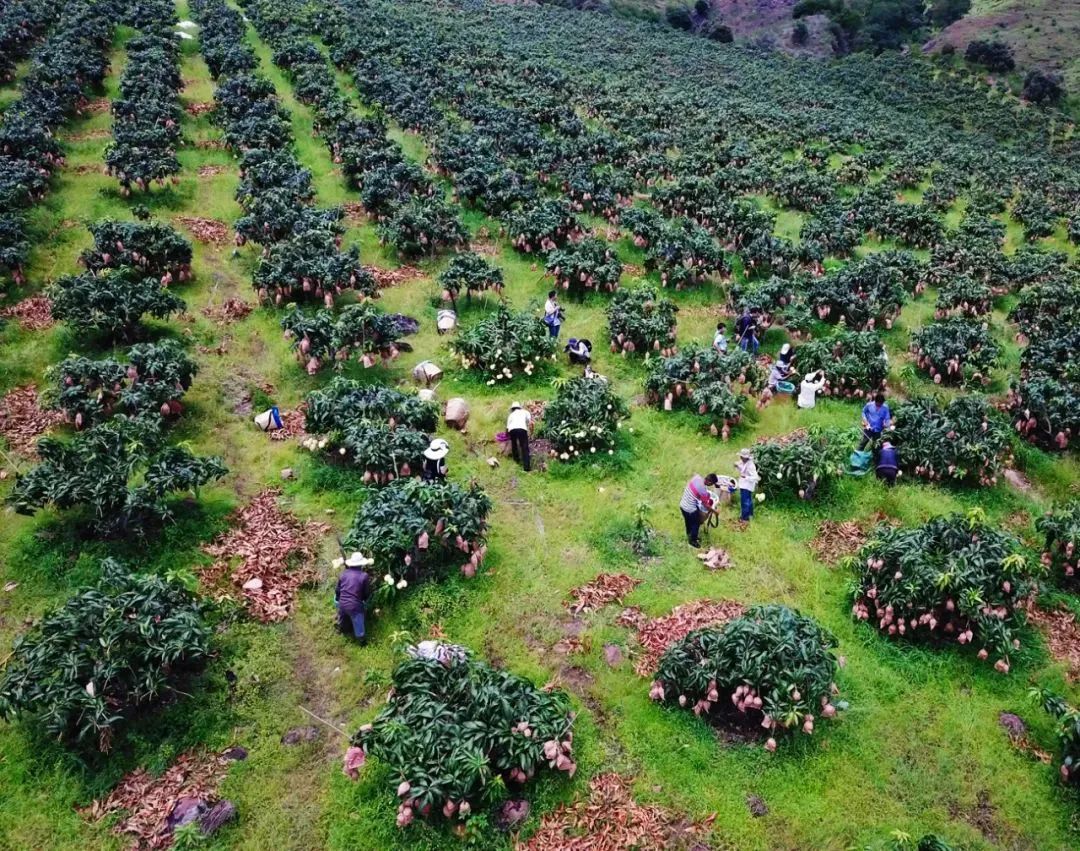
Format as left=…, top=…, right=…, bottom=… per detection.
left=517, top=773, right=714, bottom=851
left=0, top=385, right=65, bottom=456
left=197, top=165, right=225, bottom=177
left=200, top=488, right=330, bottom=622
left=619, top=599, right=745, bottom=676
left=0, top=295, right=54, bottom=330
left=84, top=749, right=235, bottom=850
left=810, top=520, right=866, bottom=564
left=364, top=264, right=422, bottom=289
left=269, top=406, right=307, bottom=442
left=201, top=297, right=253, bottom=324
left=567, top=573, right=641, bottom=615
left=186, top=101, right=214, bottom=116
left=176, top=216, right=230, bottom=245
left=1027, top=604, right=1080, bottom=680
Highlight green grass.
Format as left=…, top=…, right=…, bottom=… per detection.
left=2, top=5, right=1080, bottom=851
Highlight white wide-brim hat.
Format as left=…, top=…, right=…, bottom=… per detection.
left=345, top=551, right=374, bottom=567
left=424, top=439, right=450, bottom=460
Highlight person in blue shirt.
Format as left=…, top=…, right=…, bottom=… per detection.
left=858, top=392, right=892, bottom=450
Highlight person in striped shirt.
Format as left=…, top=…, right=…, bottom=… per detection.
left=679, top=472, right=719, bottom=548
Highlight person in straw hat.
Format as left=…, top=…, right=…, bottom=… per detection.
left=734, top=448, right=759, bottom=524
left=422, top=438, right=450, bottom=482
left=334, top=552, right=374, bottom=643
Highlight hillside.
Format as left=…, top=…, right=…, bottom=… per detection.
left=925, top=0, right=1080, bottom=91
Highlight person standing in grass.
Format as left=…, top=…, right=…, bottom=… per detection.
left=507, top=401, right=532, bottom=472
left=735, top=448, right=759, bottom=523
left=735, top=309, right=759, bottom=355
left=335, top=552, right=373, bottom=644
left=680, top=472, right=719, bottom=548
left=798, top=370, right=826, bottom=409
left=858, top=391, right=893, bottom=450
left=713, top=322, right=729, bottom=354
left=543, top=290, right=563, bottom=339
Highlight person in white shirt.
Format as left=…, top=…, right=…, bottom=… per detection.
left=713, top=323, right=728, bottom=354
left=506, top=401, right=533, bottom=471
left=734, top=448, right=759, bottom=522
left=543, top=291, right=562, bottom=339
left=798, top=370, right=826, bottom=409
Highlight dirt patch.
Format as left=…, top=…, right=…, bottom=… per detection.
left=364, top=264, right=422, bottom=289
left=517, top=773, right=714, bottom=851
left=809, top=520, right=866, bottom=564
left=202, top=296, right=253, bottom=324
left=176, top=216, right=230, bottom=245
left=72, top=164, right=102, bottom=175
left=622, top=263, right=645, bottom=278
left=65, top=129, right=110, bottom=141
left=947, top=790, right=999, bottom=844
left=186, top=101, right=215, bottom=116
left=194, top=139, right=228, bottom=151
left=1027, top=604, right=1080, bottom=680
left=83, top=748, right=242, bottom=850
left=1004, top=468, right=1033, bottom=493
left=553, top=635, right=587, bottom=656
left=619, top=599, right=745, bottom=676
left=199, top=489, right=331, bottom=623
left=197, top=165, right=226, bottom=177
left=567, top=573, right=641, bottom=615
left=84, top=98, right=110, bottom=114
left=0, top=295, right=54, bottom=330
left=0, top=385, right=65, bottom=456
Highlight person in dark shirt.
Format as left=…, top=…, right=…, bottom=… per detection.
left=335, top=552, right=373, bottom=643
left=875, top=440, right=899, bottom=487
left=422, top=438, right=449, bottom=481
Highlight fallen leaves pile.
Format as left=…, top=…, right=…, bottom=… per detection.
left=0, top=295, right=54, bottom=330
left=525, top=400, right=547, bottom=420
left=269, top=407, right=307, bottom=442
left=1027, top=604, right=1080, bottom=680
left=516, top=772, right=714, bottom=851
left=809, top=520, right=866, bottom=564
left=202, top=297, right=253, bottom=324
left=364, top=264, right=422, bottom=289
left=567, top=573, right=641, bottom=615
left=755, top=427, right=806, bottom=447
left=619, top=600, right=746, bottom=676
left=0, top=385, right=65, bottom=456
left=342, top=201, right=366, bottom=221
left=696, top=547, right=732, bottom=571
left=185, top=101, right=214, bottom=116
left=200, top=488, right=330, bottom=622
left=197, top=165, right=225, bottom=177
left=83, top=748, right=237, bottom=850
left=176, top=216, right=229, bottom=245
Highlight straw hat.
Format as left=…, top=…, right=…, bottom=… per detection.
left=510, top=401, right=523, bottom=411
left=345, top=552, right=374, bottom=567
left=739, top=447, right=752, bottom=460
left=424, top=438, right=450, bottom=460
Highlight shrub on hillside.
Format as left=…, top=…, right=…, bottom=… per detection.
left=6, top=416, right=227, bottom=536
left=1035, top=689, right=1080, bottom=789
left=0, top=560, right=211, bottom=751
left=850, top=512, right=1036, bottom=670
left=892, top=395, right=1010, bottom=486
left=964, top=39, right=1014, bottom=72
left=437, top=252, right=504, bottom=306
left=343, top=478, right=492, bottom=585
left=645, top=345, right=763, bottom=438
left=304, top=378, right=437, bottom=435
left=348, top=644, right=575, bottom=827
left=1036, top=501, right=1080, bottom=582
left=540, top=376, right=629, bottom=461
left=49, top=267, right=186, bottom=340
left=650, top=605, right=842, bottom=750
left=796, top=330, right=888, bottom=397
left=80, top=220, right=192, bottom=282
left=47, top=340, right=197, bottom=428
left=910, top=317, right=1001, bottom=386
left=449, top=304, right=555, bottom=382
left=545, top=237, right=623, bottom=296
left=753, top=427, right=851, bottom=500
left=281, top=303, right=406, bottom=373
left=606, top=287, right=678, bottom=357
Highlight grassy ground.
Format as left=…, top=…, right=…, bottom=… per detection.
left=2, top=5, right=1080, bottom=851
